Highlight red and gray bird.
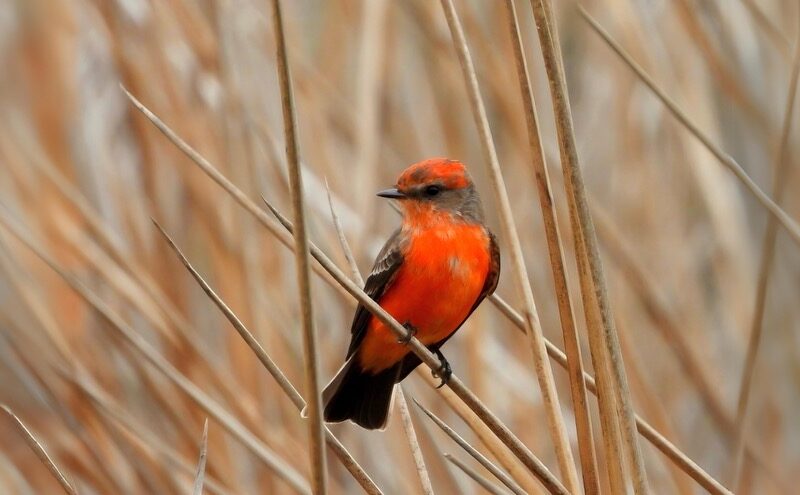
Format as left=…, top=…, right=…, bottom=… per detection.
left=322, top=158, right=500, bottom=430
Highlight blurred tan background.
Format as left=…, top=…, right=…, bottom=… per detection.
left=0, top=0, right=798, bottom=493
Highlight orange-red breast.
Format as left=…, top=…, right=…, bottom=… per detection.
left=322, top=158, right=500, bottom=429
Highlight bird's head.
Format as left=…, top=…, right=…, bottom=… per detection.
left=377, top=158, right=484, bottom=224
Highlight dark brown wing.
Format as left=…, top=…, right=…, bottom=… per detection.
left=396, top=230, right=500, bottom=380
left=345, top=229, right=406, bottom=358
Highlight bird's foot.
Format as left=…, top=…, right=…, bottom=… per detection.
left=398, top=322, right=417, bottom=344
left=432, top=349, right=452, bottom=389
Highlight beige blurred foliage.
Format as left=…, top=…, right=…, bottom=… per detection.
left=0, top=0, right=798, bottom=493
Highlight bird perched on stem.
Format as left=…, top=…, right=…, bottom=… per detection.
left=322, top=158, right=500, bottom=430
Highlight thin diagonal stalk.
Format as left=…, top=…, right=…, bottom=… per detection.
left=397, top=389, right=435, bottom=495
left=1, top=405, right=79, bottom=495
left=0, top=213, right=311, bottom=495
left=443, top=454, right=510, bottom=495
left=324, top=179, right=363, bottom=285
left=438, top=1, right=580, bottom=491
left=579, top=6, right=800, bottom=250
left=502, top=1, right=599, bottom=492
left=415, top=401, right=526, bottom=495
left=324, top=183, right=433, bottom=495
left=121, top=85, right=567, bottom=495
left=267, top=1, right=327, bottom=492
left=193, top=419, right=209, bottom=495
left=531, top=0, right=650, bottom=492
left=152, top=221, right=382, bottom=495
left=730, top=9, right=800, bottom=488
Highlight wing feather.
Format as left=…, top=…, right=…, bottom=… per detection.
left=345, top=229, right=406, bottom=358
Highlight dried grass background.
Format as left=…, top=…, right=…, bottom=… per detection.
left=0, top=0, right=798, bottom=493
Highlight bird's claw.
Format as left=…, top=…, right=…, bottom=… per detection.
left=432, top=349, right=452, bottom=389
left=398, top=322, right=417, bottom=344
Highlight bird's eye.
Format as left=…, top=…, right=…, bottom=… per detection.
left=424, top=185, right=442, bottom=197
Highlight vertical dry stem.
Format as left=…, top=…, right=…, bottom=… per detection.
left=531, top=0, right=650, bottom=492
left=267, top=0, right=328, bottom=492
left=438, top=1, right=580, bottom=491
left=192, top=419, right=209, bottom=495
left=502, top=1, right=599, bottom=492
left=1, top=405, right=79, bottom=495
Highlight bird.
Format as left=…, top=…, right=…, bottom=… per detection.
left=322, top=157, right=500, bottom=430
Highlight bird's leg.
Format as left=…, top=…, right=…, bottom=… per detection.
left=432, top=349, right=452, bottom=389
left=398, top=322, right=417, bottom=344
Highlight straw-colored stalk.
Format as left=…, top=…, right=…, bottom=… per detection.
left=192, top=419, right=209, bottom=495
left=438, top=0, right=580, bottom=491
left=501, top=0, right=599, bottom=492
left=531, top=0, right=650, bottom=492
left=1, top=405, right=79, bottom=495
left=266, top=0, right=328, bottom=492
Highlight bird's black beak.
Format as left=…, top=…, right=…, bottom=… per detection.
left=376, top=188, right=406, bottom=199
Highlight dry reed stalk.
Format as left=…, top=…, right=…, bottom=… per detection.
left=152, top=221, right=383, bottom=495
left=579, top=7, right=800, bottom=249
left=501, top=1, right=599, bottom=493
left=396, top=389, right=435, bottom=495
left=0, top=213, right=312, bottom=495
left=266, top=1, right=328, bottom=492
left=192, top=419, right=208, bottom=495
left=415, top=400, right=526, bottom=495
left=1, top=405, right=78, bottom=495
left=730, top=7, right=800, bottom=488
left=443, top=454, right=510, bottom=495
left=438, top=1, right=580, bottom=491
left=122, top=88, right=567, bottom=494
left=530, top=0, right=649, bottom=492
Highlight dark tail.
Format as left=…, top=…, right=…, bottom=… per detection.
left=322, top=358, right=400, bottom=430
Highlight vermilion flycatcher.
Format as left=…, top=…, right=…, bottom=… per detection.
left=322, top=158, right=500, bottom=429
